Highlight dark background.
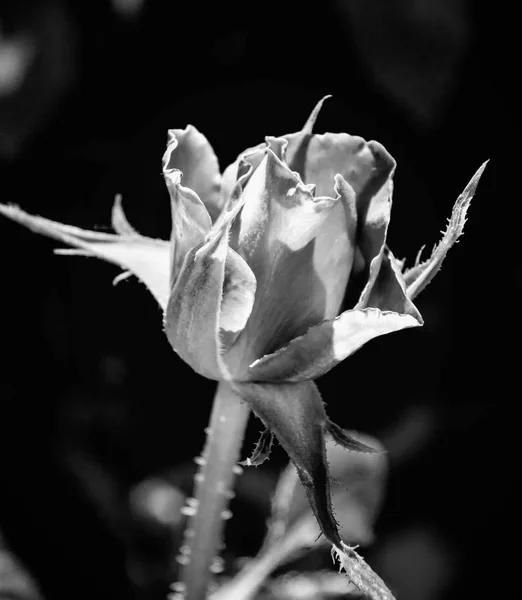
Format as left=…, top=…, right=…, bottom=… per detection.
left=0, top=1, right=517, bottom=599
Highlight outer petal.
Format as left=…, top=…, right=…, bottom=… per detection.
left=163, top=136, right=212, bottom=287
left=234, top=380, right=360, bottom=548
left=245, top=307, right=421, bottom=383
left=164, top=228, right=230, bottom=380
left=0, top=202, right=170, bottom=310
left=225, top=150, right=349, bottom=377
left=163, top=125, right=222, bottom=221
left=164, top=174, right=258, bottom=379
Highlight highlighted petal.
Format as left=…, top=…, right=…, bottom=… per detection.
left=226, top=150, right=345, bottom=374
left=0, top=202, right=170, bottom=310
left=163, top=125, right=222, bottom=220
left=289, top=133, right=379, bottom=198
left=233, top=380, right=344, bottom=547
left=164, top=186, right=257, bottom=379
left=313, top=175, right=358, bottom=319
left=164, top=229, right=230, bottom=381
left=246, top=307, right=421, bottom=383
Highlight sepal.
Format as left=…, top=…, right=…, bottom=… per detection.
left=404, top=161, right=488, bottom=299
left=0, top=201, right=171, bottom=310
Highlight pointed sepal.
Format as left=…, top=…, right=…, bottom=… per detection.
left=233, top=380, right=344, bottom=547
left=301, top=95, right=332, bottom=134
left=0, top=202, right=170, bottom=310
left=404, top=161, right=488, bottom=300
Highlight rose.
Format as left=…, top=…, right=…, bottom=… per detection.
left=0, top=97, right=486, bottom=551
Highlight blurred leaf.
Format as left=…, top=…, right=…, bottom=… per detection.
left=268, top=570, right=358, bottom=599
left=0, top=532, right=43, bottom=600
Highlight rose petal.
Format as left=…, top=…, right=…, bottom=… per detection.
left=225, top=150, right=345, bottom=376
left=0, top=202, right=170, bottom=310
left=313, top=175, right=358, bottom=319
left=288, top=132, right=379, bottom=198
left=165, top=188, right=258, bottom=379
left=163, top=125, right=222, bottom=221
left=163, top=138, right=213, bottom=286
left=164, top=228, right=230, bottom=380
left=246, top=307, right=421, bottom=383
left=233, top=380, right=344, bottom=547
left=219, top=246, right=257, bottom=350
left=220, top=143, right=266, bottom=209
left=353, top=143, right=397, bottom=309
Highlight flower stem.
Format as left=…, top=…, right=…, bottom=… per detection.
left=178, top=381, right=250, bottom=600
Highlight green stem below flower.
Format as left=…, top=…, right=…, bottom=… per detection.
left=177, top=381, right=250, bottom=600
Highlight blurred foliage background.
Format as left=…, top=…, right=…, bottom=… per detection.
left=0, top=1, right=517, bottom=599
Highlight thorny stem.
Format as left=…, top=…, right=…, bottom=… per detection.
left=176, top=381, right=250, bottom=600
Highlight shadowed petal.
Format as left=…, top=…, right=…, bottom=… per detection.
left=226, top=150, right=346, bottom=376
left=0, top=202, right=170, bottom=310
left=220, top=143, right=267, bottom=209
left=353, top=143, right=397, bottom=310
left=233, top=380, right=344, bottom=547
left=246, top=307, right=421, bottom=383
left=219, top=247, right=257, bottom=351
left=359, top=247, right=423, bottom=325
left=163, top=125, right=222, bottom=221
